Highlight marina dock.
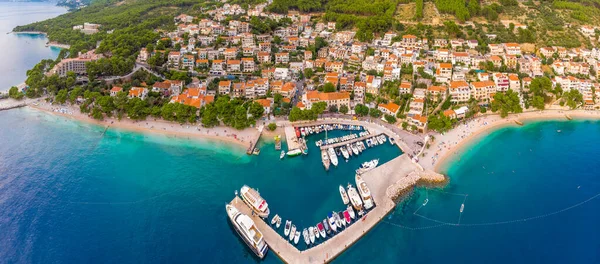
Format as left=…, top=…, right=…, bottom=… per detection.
left=246, top=125, right=264, bottom=155
left=318, top=133, right=384, bottom=150
left=283, top=126, right=302, bottom=151
left=228, top=155, right=445, bottom=263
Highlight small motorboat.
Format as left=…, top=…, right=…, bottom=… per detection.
left=328, top=212, right=337, bottom=232
left=423, top=198, right=429, bottom=206
left=343, top=210, right=351, bottom=225
left=351, top=144, right=359, bottom=155
left=271, top=214, right=281, bottom=228
left=303, top=228, right=310, bottom=245
left=317, top=223, right=326, bottom=238
left=323, top=219, right=331, bottom=235
left=339, top=185, right=349, bottom=205
left=460, top=203, right=465, bottom=213
left=347, top=205, right=356, bottom=219
left=289, top=224, right=296, bottom=241
left=280, top=150, right=285, bottom=159
left=346, top=144, right=353, bottom=156
left=309, top=226, right=315, bottom=244
left=340, top=147, right=349, bottom=160
left=358, top=209, right=365, bottom=217
left=284, top=220, right=291, bottom=236
left=294, top=230, right=300, bottom=245
left=314, top=225, right=320, bottom=239
left=337, top=211, right=346, bottom=227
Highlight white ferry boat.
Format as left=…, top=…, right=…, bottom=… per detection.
left=328, top=147, right=338, bottom=166
left=240, top=185, right=270, bottom=218
left=346, top=184, right=363, bottom=210
left=355, top=175, right=374, bottom=209
left=226, top=205, right=268, bottom=259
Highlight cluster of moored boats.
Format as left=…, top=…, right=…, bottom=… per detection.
left=321, top=134, right=389, bottom=170
left=276, top=203, right=359, bottom=247
left=272, top=174, right=377, bottom=247
left=227, top=175, right=377, bottom=256
left=315, top=131, right=370, bottom=147
left=295, top=124, right=364, bottom=138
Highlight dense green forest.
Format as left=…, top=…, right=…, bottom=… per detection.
left=267, top=0, right=399, bottom=41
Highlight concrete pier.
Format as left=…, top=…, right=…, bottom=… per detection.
left=228, top=154, right=445, bottom=263
left=0, top=99, right=27, bottom=112
left=246, top=125, right=264, bottom=155
left=319, top=133, right=384, bottom=150
left=283, top=125, right=302, bottom=151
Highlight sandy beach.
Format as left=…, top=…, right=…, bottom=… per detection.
left=26, top=100, right=262, bottom=150
left=420, top=109, right=600, bottom=173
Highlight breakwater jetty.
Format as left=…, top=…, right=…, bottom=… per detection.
left=229, top=154, right=445, bottom=263
left=0, top=99, right=27, bottom=112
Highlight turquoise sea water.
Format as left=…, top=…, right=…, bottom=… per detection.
left=2, top=109, right=600, bottom=263
left=0, top=2, right=66, bottom=91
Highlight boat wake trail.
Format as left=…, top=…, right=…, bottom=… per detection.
left=385, top=191, right=600, bottom=230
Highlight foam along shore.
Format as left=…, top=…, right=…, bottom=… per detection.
left=26, top=100, right=259, bottom=149
left=47, top=42, right=70, bottom=49
left=420, top=109, right=600, bottom=173
left=9, top=31, right=47, bottom=35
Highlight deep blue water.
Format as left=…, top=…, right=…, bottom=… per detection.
left=0, top=2, right=66, bottom=91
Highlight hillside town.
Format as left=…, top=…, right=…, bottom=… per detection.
left=24, top=2, right=600, bottom=133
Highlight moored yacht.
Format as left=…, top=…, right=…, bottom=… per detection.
left=356, top=159, right=379, bottom=175
left=284, top=220, right=291, bottom=236
left=328, top=147, right=338, bottom=167
left=294, top=230, right=300, bottom=244
left=240, top=185, right=270, bottom=218
left=327, top=212, right=338, bottom=232
left=226, top=205, right=268, bottom=259
left=339, top=185, right=349, bottom=205
left=355, top=175, right=374, bottom=209
left=321, top=149, right=330, bottom=170
left=347, top=184, right=363, bottom=210
left=322, top=219, right=331, bottom=235
left=347, top=205, right=356, bottom=219
left=309, top=226, right=315, bottom=243
left=303, top=228, right=310, bottom=245
left=351, top=143, right=360, bottom=155
left=318, top=223, right=326, bottom=237
left=289, top=224, right=296, bottom=241
left=340, top=147, right=349, bottom=160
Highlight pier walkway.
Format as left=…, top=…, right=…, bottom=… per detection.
left=283, top=126, right=301, bottom=151
left=228, top=155, right=445, bottom=263
left=246, top=125, right=264, bottom=155
left=318, top=133, right=383, bottom=150
left=0, top=99, right=27, bottom=112
left=281, top=118, right=417, bottom=154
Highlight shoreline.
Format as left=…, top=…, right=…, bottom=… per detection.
left=26, top=102, right=257, bottom=151
left=423, top=109, right=600, bottom=174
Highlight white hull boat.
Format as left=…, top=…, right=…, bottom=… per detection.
left=347, top=184, right=363, bottom=210
left=328, top=148, right=338, bottom=167
left=356, top=175, right=374, bottom=210
left=340, top=147, right=349, bottom=160
left=303, top=229, right=310, bottom=245
left=309, top=227, right=315, bottom=243
left=240, top=185, right=270, bottom=218
left=294, top=230, right=300, bottom=245
left=284, top=220, right=291, bottom=236
left=289, top=224, right=296, bottom=241
left=347, top=205, right=356, bottom=219
left=226, top=205, right=268, bottom=259
left=339, top=185, right=349, bottom=205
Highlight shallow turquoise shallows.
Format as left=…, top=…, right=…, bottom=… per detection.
left=0, top=2, right=66, bottom=91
